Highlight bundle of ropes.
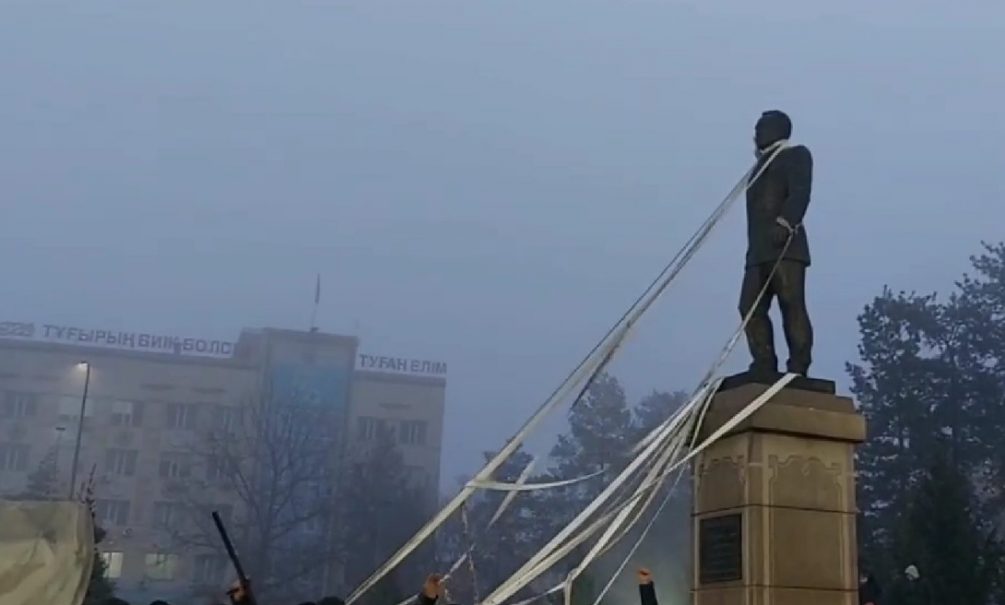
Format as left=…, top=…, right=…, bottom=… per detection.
left=346, top=140, right=797, bottom=605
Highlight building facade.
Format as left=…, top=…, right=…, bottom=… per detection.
left=0, top=321, right=446, bottom=603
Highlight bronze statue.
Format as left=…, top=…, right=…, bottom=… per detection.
left=739, top=110, right=814, bottom=375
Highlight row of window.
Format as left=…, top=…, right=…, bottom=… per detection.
left=356, top=417, right=428, bottom=445
left=0, top=391, right=241, bottom=431
left=0, top=442, right=237, bottom=482
left=101, top=551, right=227, bottom=584
left=94, top=499, right=234, bottom=528
left=6, top=393, right=430, bottom=448
left=104, top=448, right=237, bottom=480
left=94, top=495, right=327, bottom=533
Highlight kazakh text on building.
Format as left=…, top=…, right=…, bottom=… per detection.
left=357, top=353, right=447, bottom=376
left=0, top=321, right=234, bottom=358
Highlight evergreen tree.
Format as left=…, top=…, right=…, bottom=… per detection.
left=886, top=447, right=1001, bottom=605
left=81, top=468, right=116, bottom=605
left=550, top=372, right=634, bottom=486
left=953, top=242, right=1005, bottom=512
left=342, top=426, right=431, bottom=594
left=847, top=288, right=951, bottom=555
left=848, top=242, right=1005, bottom=579
left=531, top=373, right=635, bottom=583
left=440, top=448, right=544, bottom=603
left=17, top=445, right=60, bottom=500
left=633, top=390, right=689, bottom=439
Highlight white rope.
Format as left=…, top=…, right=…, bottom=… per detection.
left=574, top=378, right=720, bottom=581
left=489, top=220, right=799, bottom=605
left=560, top=382, right=714, bottom=605
left=481, top=373, right=796, bottom=605
left=345, top=351, right=600, bottom=604
left=387, top=457, right=540, bottom=605
left=480, top=143, right=793, bottom=604
left=481, top=220, right=798, bottom=605
left=346, top=141, right=791, bottom=605
left=461, top=504, right=482, bottom=603
left=566, top=382, right=716, bottom=583
left=489, top=457, right=537, bottom=526
left=605, top=379, right=719, bottom=543
left=602, top=380, right=720, bottom=551
left=468, top=468, right=605, bottom=492
left=587, top=379, right=717, bottom=605
left=481, top=401, right=690, bottom=605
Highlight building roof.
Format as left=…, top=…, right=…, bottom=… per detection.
left=0, top=337, right=256, bottom=369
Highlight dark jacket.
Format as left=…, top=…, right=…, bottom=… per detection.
left=900, top=578, right=934, bottom=605
left=858, top=576, right=881, bottom=605
left=745, top=145, right=813, bottom=268
left=887, top=575, right=935, bottom=605
left=416, top=594, right=437, bottom=605
left=639, top=582, right=658, bottom=605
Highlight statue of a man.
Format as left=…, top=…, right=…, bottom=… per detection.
left=739, top=110, right=814, bottom=375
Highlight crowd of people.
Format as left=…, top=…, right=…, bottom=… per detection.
left=96, top=567, right=667, bottom=605
left=99, top=588, right=346, bottom=605
left=98, top=561, right=917, bottom=605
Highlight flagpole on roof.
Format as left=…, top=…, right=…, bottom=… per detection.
left=309, top=273, right=321, bottom=333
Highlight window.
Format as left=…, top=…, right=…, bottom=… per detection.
left=0, top=443, right=30, bottom=471
left=151, top=501, right=183, bottom=529
left=58, top=395, right=94, bottom=422
left=110, top=400, right=143, bottom=427
left=400, top=420, right=428, bottom=446
left=1, top=392, right=38, bottom=419
left=356, top=416, right=387, bottom=441
left=101, top=551, right=124, bottom=579
left=166, top=403, right=199, bottom=430
left=144, top=553, right=180, bottom=581
left=205, top=455, right=237, bottom=481
left=192, top=554, right=227, bottom=584
left=159, top=453, right=192, bottom=479
left=105, top=449, right=138, bottom=477
left=215, top=406, right=239, bottom=433
left=95, top=499, right=131, bottom=526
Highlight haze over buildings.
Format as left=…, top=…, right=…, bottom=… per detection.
left=0, top=321, right=445, bottom=603
left=2, top=0, right=1002, bottom=489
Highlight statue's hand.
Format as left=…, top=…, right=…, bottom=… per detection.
left=771, top=217, right=795, bottom=246
left=771, top=223, right=790, bottom=246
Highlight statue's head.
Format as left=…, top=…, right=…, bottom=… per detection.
left=754, top=110, right=792, bottom=151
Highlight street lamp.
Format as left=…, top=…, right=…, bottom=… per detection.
left=68, top=361, right=91, bottom=500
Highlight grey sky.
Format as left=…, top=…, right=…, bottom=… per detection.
left=3, top=1, right=1003, bottom=483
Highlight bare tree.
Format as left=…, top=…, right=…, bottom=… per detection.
left=161, top=385, right=343, bottom=602
left=341, top=427, right=431, bottom=605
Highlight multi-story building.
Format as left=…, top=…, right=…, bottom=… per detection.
left=348, top=368, right=446, bottom=499
left=0, top=320, right=446, bottom=603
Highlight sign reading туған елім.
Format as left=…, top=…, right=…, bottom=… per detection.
left=357, top=353, right=447, bottom=377
left=0, top=320, right=234, bottom=358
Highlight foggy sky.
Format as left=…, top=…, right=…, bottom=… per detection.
left=3, top=1, right=1003, bottom=485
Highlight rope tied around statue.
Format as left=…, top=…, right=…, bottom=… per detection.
left=346, top=135, right=798, bottom=605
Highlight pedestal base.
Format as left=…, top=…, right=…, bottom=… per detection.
left=692, top=381, right=866, bottom=605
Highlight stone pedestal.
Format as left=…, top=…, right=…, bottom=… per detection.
left=692, top=374, right=866, bottom=605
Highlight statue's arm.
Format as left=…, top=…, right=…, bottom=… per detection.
left=780, top=146, right=813, bottom=228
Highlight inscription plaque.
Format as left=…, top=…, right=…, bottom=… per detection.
left=698, top=513, right=742, bottom=584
